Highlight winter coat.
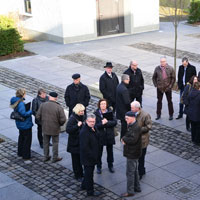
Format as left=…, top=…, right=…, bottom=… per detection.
left=182, top=83, right=193, bottom=114
left=94, top=108, right=117, bottom=146
left=66, top=113, right=85, bottom=154
left=124, top=67, right=144, bottom=97
left=177, top=63, right=196, bottom=90
left=10, top=97, right=33, bottom=130
left=99, top=72, right=119, bottom=105
left=152, top=64, right=175, bottom=92
left=64, top=82, right=90, bottom=113
left=116, top=82, right=130, bottom=120
left=136, top=110, right=152, bottom=149
left=32, top=95, right=48, bottom=124
left=122, top=121, right=142, bottom=159
left=79, top=123, right=99, bottom=166
left=187, top=88, right=200, bottom=122
left=36, top=100, right=66, bottom=135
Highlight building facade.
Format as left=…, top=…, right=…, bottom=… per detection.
left=0, top=0, right=159, bottom=44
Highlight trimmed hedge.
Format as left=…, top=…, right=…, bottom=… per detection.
left=0, top=16, right=24, bottom=56
left=188, top=0, right=200, bottom=23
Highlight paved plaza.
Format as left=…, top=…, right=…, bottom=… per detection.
left=0, top=22, right=200, bottom=199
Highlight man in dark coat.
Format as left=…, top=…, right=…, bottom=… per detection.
left=32, top=88, right=49, bottom=148
left=124, top=61, right=144, bottom=105
left=121, top=111, right=142, bottom=198
left=176, top=57, right=196, bottom=119
left=64, top=73, right=90, bottom=117
left=99, top=62, right=119, bottom=111
left=80, top=114, right=101, bottom=197
left=116, top=74, right=130, bottom=139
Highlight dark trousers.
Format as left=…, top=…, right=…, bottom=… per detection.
left=97, top=145, right=113, bottom=169
left=18, top=128, right=32, bottom=159
left=37, top=124, right=43, bottom=146
left=81, top=165, right=95, bottom=195
left=179, top=88, right=184, bottom=116
left=130, top=93, right=142, bottom=107
left=186, top=115, right=191, bottom=129
left=191, top=121, right=200, bottom=143
left=71, top=153, right=83, bottom=179
left=156, top=89, right=174, bottom=116
left=120, top=119, right=127, bottom=139
left=138, top=148, right=147, bottom=176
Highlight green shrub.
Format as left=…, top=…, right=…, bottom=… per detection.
left=0, top=15, right=24, bottom=56
left=188, top=0, right=200, bottom=23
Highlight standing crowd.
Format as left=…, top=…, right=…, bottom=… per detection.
left=10, top=56, right=200, bottom=197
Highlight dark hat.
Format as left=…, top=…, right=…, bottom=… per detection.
left=72, top=73, right=80, bottom=79
left=125, top=111, right=136, bottom=117
left=104, top=62, right=113, bottom=68
left=49, top=92, right=58, bottom=98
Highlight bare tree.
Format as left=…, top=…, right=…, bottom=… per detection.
left=160, top=0, right=190, bottom=77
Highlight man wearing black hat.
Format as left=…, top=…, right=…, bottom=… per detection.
left=99, top=62, right=119, bottom=111
left=36, top=92, right=66, bottom=163
left=121, top=111, right=142, bottom=197
left=65, top=74, right=90, bottom=117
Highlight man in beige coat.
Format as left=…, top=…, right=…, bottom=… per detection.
left=131, top=101, right=152, bottom=180
left=36, top=92, right=66, bottom=162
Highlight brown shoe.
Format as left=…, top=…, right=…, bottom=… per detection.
left=52, top=157, right=62, bottom=163
left=121, top=193, right=134, bottom=197
left=43, top=156, right=51, bottom=162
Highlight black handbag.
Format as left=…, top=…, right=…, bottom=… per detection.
left=10, top=111, right=26, bottom=121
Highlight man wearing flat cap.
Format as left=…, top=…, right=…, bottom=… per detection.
left=36, top=92, right=66, bottom=163
left=116, top=74, right=131, bottom=138
left=121, top=111, right=142, bottom=197
left=99, top=62, right=119, bottom=112
left=65, top=73, right=90, bottom=117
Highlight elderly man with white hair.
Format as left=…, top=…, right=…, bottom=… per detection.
left=131, top=101, right=152, bottom=179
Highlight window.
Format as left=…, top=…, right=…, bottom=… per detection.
left=24, top=0, right=32, bottom=14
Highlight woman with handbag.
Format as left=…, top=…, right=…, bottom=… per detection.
left=10, top=88, right=33, bottom=164
left=94, top=99, right=117, bottom=174
left=66, top=103, right=85, bottom=181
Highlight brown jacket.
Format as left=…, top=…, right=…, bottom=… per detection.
left=136, top=110, right=152, bottom=149
left=36, top=100, right=66, bottom=135
left=152, top=64, right=175, bottom=92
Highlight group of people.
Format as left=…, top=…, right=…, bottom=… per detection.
left=10, top=56, right=200, bottom=197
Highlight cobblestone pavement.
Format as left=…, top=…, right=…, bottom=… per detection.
left=0, top=134, right=120, bottom=200
left=130, top=42, right=200, bottom=63
left=1, top=65, right=200, bottom=165
left=60, top=53, right=153, bottom=86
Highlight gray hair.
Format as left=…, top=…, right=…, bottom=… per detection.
left=131, top=101, right=141, bottom=109
left=121, top=74, right=129, bottom=82
left=86, top=113, right=96, bottom=120
left=160, top=56, right=167, bottom=61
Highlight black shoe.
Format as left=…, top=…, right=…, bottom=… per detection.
left=76, top=177, right=83, bottom=182
left=134, top=188, right=141, bottom=193
left=176, top=115, right=183, bottom=119
left=155, top=115, right=161, bottom=120
left=43, top=156, right=51, bottom=162
left=40, top=144, right=43, bottom=149
left=97, top=167, right=101, bottom=174
left=169, top=115, right=173, bottom=120
left=49, top=143, right=53, bottom=146
left=139, top=175, right=143, bottom=180
left=87, top=191, right=101, bottom=197
left=108, top=167, right=115, bottom=173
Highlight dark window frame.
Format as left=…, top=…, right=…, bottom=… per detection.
left=24, top=0, right=32, bottom=14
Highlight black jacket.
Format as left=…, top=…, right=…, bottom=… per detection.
left=32, top=95, right=48, bottom=124
left=80, top=123, right=99, bottom=166
left=182, top=83, right=193, bottom=114
left=64, top=82, right=90, bottom=112
left=116, top=82, right=130, bottom=120
left=94, top=108, right=117, bottom=146
left=124, top=67, right=144, bottom=97
left=187, top=88, right=200, bottom=122
left=99, top=72, right=119, bottom=104
left=177, top=63, right=196, bottom=90
left=66, top=113, right=85, bottom=154
left=122, top=121, right=142, bottom=159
